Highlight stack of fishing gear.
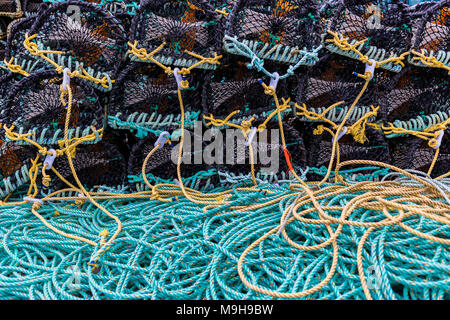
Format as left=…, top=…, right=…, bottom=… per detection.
left=0, top=0, right=448, bottom=300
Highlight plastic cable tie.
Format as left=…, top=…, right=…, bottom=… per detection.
left=43, top=149, right=57, bottom=170
left=154, top=131, right=170, bottom=149
left=244, top=127, right=257, bottom=146
left=333, top=126, right=348, bottom=143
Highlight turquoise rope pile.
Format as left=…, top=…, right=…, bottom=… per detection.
left=0, top=174, right=448, bottom=300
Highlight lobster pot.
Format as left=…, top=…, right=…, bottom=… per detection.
left=390, top=129, right=450, bottom=177
left=224, top=0, right=323, bottom=67
left=296, top=55, right=384, bottom=115
left=21, top=1, right=127, bottom=91
left=130, top=0, right=223, bottom=70
left=4, top=14, right=37, bottom=70
left=51, top=138, right=127, bottom=190
left=411, top=0, right=450, bottom=69
left=203, top=55, right=276, bottom=118
left=378, top=67, right=449, bottom=123
left=0, top=127, right=37, bottom=198
left=127, top=133, right=214, bottom=191
left=0, top=0, right=22, bottom=18
left=325, top=0, right=412, bottom=72
left=2, top=70, right=105, bottom=146
left=109, top=62, right=202, bottom=139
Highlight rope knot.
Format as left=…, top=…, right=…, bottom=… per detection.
left=313, top=125, right=326, bottom=136
left=32, top=202, right=41, bottom=210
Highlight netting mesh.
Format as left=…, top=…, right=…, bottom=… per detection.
left=390, top=130, right=449, bottom=177
left=203, top=55, right=274, bottom=117
left=297, top=55, right=377, bottom=109
left=325, top=0, right=412, bottom=71
left=0, top=0, right=22, bottom=18
left=130, top=0, right=223, bottom=69
left=379, top=67, right=449, bottom=122
left=2, top=69, right=104, bottom=145
left=21, top=1, right=127, bottom=90
left=0, top=0, right=449, bottom=302
left=127, top=132, right=211, bottom=188
left=109, top=61, right=202, bottom=139
left=225, top=0, right=323, bottom=64
left=412, top=0, right=450, bottom=54
left=4, top=14, right=36, bottom=66
left=51, top=135, right=127, bottom=189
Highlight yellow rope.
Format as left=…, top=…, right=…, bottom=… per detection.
left=325, top=30, right=409, bottom=68
left=23, top=33, right=114, bottom=89
left=411, top=49, right=450, bottom=74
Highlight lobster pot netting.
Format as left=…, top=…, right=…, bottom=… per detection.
left=24, top=1, right=127, bottom=91
left=325, top=0, right=412, bottom=72
left=203, top=55, right=275, bottom=117
left=411, top=0, right=450, bottom=68
left=224, top=0, right=323, bottom=67
left=296, top=55, right=386, bottom=119
left=0, top=16, right=8, bottom=40
left=127, top=133, right=215, bottom=190
left=312, top=127, right=390, bottom=170
left=211, top=117, right=307, bottom=179
left=50, top=138, right=127, bottom=190
left=4, top=14, right=37, bottom=70
left=389, top=129, right=450, bottom=177
left=2, top=70, right=104, bottom=146
left=0, top=0, right=22, bottom=18
left=379, top=67, right=449, bottom=123
left=130, top=0, right=223, bottom=70
left=100, top=0, right=140, bottom=28
left=0, top=125, right=37, bottom=197
left=109, top=62, right=202, bottom=139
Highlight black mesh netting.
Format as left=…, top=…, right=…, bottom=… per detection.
left=0, top=129, right=36, bottom=181
left=12, top=1, right=127, bottom=90
left=412, top=0, right=449, bottom=55
left=202, top=55, right=276, bottom=117
left=0, top=16, right=8, bottom=41
left=309, top=126, right=390, bottom=170
left=109, top=61, right=201, bottom=131
left=130, top=0, right=223, bottom=69
left=4, top=14, right=36, bottom=68
left=127, top=131, right=214, bottom=189
left=0, top=0, right=22, bottom=18
left=378, top=67, right=449, bottom=122
left=215, top=117, right=307, bottom=177
left=296, top=54, right=388, bottom=113
left=325, top=0, right=412, bottom=71
left=51, top=136, right=127, bottom=190
left=225, top=0, right=323, bottom=64
left=389, top=128, right=450, bottom=178
left=2, top=69, right=104, bottom=145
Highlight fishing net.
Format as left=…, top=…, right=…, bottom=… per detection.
left=129, top=0, right=223, bottom=70
left=15, top=1, right=127, bottom=91
left=203, top=55, right=275, bottom=117
left=127, top=132, right=214, bottom=191
left=0, top=16, right=8, bottom=40
left=410, top=0, right=450, bottom=71
left=0, top=0, right=22, bottom=18
left=4, top=14, right=37, bottom=72
left=224, top=0, right=323, bottom=76
left=50, top=138, right=127, bottom=190
left=1, top=69, right=104, bottom=146
left=109, top=62, right=201, bottom=139
left=0, top=124, right=38, bottom=198
left=325, top=0, right=412, bottom=72
left=379, top=67, right=449, bottom=123
left=390, top=130, right=449, bottom=177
